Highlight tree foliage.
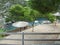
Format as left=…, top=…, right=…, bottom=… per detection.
left=6, top=4, right=24, bottom=22
left=29, top=0, right=60, bottom=22
left=24, top=7, right=40, bottom=22
left=47, top=13, right=56, bottom=23
left=6, top=4, right=40, bottom=22
left=29, top=0, right=60, bottom=14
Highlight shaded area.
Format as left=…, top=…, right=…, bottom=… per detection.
left=4, top=23, right=17, bottom=32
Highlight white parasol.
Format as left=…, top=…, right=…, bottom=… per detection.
left=53, top=12, right=60, bottom=26
left=53, top=12, right=60, bottom=16
left=12, top=21, right=29, bottom=28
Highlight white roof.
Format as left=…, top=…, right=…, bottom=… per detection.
left=12, top=21, right=29, bottom=28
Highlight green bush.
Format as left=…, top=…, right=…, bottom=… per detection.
left=6, top=4, right=25, bottom=22
left=0, top=28, right=6, bottom=38
left=0, top=28, right=5, bottom=32
left=47, top=13, right=55, bottom=23
left=6, top=4, right=40, bottom=22
left=10, top=4, right=24, bottom=16
left=24, top=7, right=40, bottom=22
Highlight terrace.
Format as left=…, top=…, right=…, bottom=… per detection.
left=0, top=0, right=60, bottom=45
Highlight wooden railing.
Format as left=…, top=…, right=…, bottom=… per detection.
left=0, top=32, right=60, bottom=45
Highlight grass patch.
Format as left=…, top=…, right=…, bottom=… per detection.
left=0, top=28, right=6, bottom=38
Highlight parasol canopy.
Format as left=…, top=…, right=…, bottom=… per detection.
left=12, top=21, right=29, bottom=28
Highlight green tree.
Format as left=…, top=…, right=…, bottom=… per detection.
left=29, top=0, right=60, bottom=13
left=6, top=4, right=25, bottom=22
left=24, top=7, right=40, bottom=32
left=6, top=4, right=40, bottom=32
left=29, top=0, right=60, bottom=22
left=24, top=7, right=40, bottom=22
left=46, top=13, right=56, bottom=23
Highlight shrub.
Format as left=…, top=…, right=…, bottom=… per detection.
left=47, top=13, right=55, bottom=23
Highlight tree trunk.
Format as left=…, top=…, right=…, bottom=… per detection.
left=32, top=22, right=35, bottom=32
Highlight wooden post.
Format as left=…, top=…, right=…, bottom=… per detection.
left=22, top=32, right=24, bottom=45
